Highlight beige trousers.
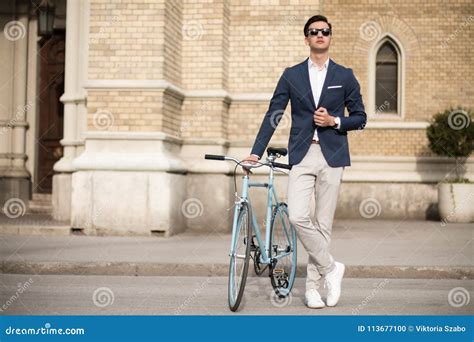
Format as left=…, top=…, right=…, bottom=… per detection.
left=287, top=142, right=344, bottom=291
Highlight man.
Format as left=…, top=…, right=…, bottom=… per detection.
left=243, top=15, right=367, bottom=309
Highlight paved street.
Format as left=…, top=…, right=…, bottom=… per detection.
left=0, top=274, right=472, bottom=315
left=1, top=220, right=472, bottom=279
left=1, top=219, right=472, bottom=317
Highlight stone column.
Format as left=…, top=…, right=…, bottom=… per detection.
left=71, top=0, right=188, bottom=236
left=52, top=0, right=88, bottom=220
left=0, top=2, right=30, bottom=206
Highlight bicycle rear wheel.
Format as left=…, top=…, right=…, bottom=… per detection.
left=228, top=202, right=252, bottom=311
left=269, top=202, right=297, bottom=298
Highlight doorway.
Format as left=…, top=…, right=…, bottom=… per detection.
left=35, top=31, right=65, bottom=193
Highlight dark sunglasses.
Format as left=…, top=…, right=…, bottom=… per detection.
left=306, top=28, right=332, bottom=37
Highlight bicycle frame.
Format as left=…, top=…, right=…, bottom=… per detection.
left=230, top=159, right=292, bottom=265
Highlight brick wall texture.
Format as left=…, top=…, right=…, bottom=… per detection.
left=86, top=0, right=473, bottom=157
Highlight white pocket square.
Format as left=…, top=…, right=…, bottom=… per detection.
left=327, top=85, right=343, bottom=89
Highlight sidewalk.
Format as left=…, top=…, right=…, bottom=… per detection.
left=0, top=217, right=472, bottom=279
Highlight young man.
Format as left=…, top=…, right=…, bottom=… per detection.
left=243, top=15, right=367, bottom=309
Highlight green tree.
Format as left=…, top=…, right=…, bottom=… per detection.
left=426, top=108, right=473, bottom=182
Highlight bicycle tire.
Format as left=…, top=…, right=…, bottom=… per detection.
left=228, top=202, right=252, bottom=311
left=269, top=202, right=298, bottom=298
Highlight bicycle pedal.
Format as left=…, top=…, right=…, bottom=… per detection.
left=273, top=268, right=284, bottom=274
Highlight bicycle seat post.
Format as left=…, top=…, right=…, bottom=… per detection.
left=241, top=172, right=250, bottom=201
left=266, top=153, right=277, bottom=183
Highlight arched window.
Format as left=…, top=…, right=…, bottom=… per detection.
left=375, top=39, right=399, bottom=114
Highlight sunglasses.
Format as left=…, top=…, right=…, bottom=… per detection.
left=306, top=28, right=332, bottom=37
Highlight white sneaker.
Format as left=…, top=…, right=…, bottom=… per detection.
left=324, top=262, right=345, bottom=307
left=305, top=289, right=325, bottom=309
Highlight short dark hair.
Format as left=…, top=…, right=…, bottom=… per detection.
left=303, top=15, right=332, bottom=36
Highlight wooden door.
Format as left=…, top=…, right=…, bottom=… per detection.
left=36, top=32, right=65, bottom=193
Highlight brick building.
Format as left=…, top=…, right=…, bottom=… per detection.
left=0, top=0, right=472, bottom=235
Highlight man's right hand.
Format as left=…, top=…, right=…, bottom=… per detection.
left=242, top=154, right=259, bottom=175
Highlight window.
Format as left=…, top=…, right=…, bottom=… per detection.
left=375, top=39, right=399, bottom=114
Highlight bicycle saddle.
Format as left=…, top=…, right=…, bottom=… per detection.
left=267, top=147, right=287, bottom=157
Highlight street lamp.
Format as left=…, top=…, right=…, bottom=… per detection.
left=37, top=0, right=55, bottom=37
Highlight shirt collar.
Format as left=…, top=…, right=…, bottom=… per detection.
left=308, top=56, right=329, bottom=71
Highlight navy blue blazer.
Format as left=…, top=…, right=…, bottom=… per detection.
left=250, top=58, right=367, bottom=167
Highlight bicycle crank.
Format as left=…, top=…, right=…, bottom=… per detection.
left=272, top=268, right=289, bottom=289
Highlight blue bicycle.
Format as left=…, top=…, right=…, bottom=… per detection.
left=205, top=147, right=298, bottom=312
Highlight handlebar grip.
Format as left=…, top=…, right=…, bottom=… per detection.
left=204, top=154, right=225, bottom=161
left=272, top=162, right=292, bottom=170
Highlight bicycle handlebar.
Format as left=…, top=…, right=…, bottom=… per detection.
left=204, top=154, right=226, bottom=161
left=204, top=154, right=292, bottom=170
left=272, top=162, right=292, bottom=170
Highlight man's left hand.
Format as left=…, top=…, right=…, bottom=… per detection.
left=314, top=107, right=335, bottom=127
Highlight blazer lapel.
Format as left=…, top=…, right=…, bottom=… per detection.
left=299, top=58, right=316, bottom=110
left=316, top=58, right=336, bottom=109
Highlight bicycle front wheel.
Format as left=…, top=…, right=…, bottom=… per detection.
left=228, top=202, right=252, bottom=312
left=269, top=202, right=297, bottom=298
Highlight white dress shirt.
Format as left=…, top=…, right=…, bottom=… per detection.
left=308, top=56, right=340, bottom=141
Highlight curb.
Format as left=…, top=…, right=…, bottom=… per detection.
left=1, top=262, right=472, bottom=279
left=0, top=226, right=167, bottom=237
left=0, top=225, right=71, bottom=236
